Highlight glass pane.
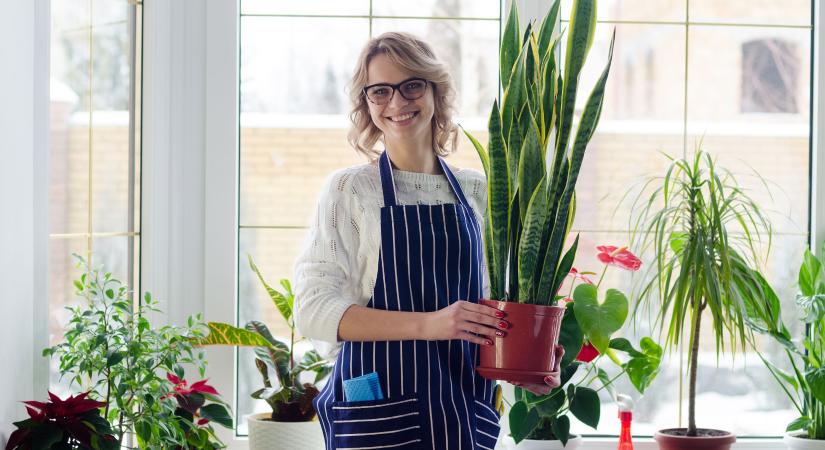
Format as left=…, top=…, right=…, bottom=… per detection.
left=372, top=0, right=500, bottom=19
left=687, top=26, right=810, bottom=233
left=92, top=0, right=128, bottom=26
left=371, top=19, right=500, bottom=118
left=241, top=0, right=369, bottom=16
left=52, top=0, right=91, bottom=34
left=561, top=0, right=686, bottom=22
left=51, top=29, right=91, bottom=235
left=91, top=22, right=135, bottom=233
left=240, top=16, right=369, bottom=115
left=689, top=0, right=811, bottom=26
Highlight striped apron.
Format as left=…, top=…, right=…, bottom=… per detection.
left=313, top=150, right=501, bottom=450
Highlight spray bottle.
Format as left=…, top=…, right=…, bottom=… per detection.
left=616, top=394, right=634, bottom=450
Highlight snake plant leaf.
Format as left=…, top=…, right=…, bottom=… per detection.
left=555, top=0, right=598, bottom=163
left=518, top=119, right=545, bottom=223
left=502, top=47, right=529, bottom=167
left=500, top=0, right=521, bottom=92
left=248, top=254, right=293, bottom=324
left=508, top=191, right=522, bottom=300
left=197, top=322, right=272, bottom=347
left=573, top=284, right=628, bottom=353
left=537, top=0, right=562, bottom=61
left=518, top=178, right=549, bottom=302
left=548, top=234, right=580, bottom=302
left=488, top=100, right=510, bottom=299
left=539, top=43, right=559, bottom=145
left=462, top=125, right=489, bottom=179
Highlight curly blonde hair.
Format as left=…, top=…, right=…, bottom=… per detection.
left=347, top=32, right=459, bottom=161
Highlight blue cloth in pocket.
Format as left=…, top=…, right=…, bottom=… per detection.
left=343, top=372, right=384, bottom=402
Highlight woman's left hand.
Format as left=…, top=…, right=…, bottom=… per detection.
left=512, top=345, right=565, bottom=395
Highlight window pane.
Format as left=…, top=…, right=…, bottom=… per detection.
left=689, top=0, right=811, bottom=26
left=372, top=0, right=500, bottom=19
left=371, top=19, right=500, bottom=118
left=561, top=0, right=686, bottom=23
left=241, top=0, right=369, bottom=16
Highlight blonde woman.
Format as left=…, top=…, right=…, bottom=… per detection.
left=294, top=32, right=562, bottom=450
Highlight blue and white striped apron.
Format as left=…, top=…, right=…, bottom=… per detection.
left=313, top=150, right=501, bottom=450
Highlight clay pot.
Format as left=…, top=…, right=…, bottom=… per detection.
left=476, top=299, right=566, bottom=384
left=654, top=428, right=736, bottom=450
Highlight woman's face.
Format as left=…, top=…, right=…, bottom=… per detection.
left=365, top=53, right=435, bottom=146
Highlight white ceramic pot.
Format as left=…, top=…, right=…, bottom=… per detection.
left=247, top=413, right=326, bottom=450
left=784, top=432, right=825, bottom=450
left=502, top=434, right=583, bottom=449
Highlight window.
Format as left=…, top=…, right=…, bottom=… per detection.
left=559, top=0, right=811, bottom=438
left=741, top=38, right=800, bottom=113
left=48, top=0, right=143, bottom=392
left=236, top=0, right=501, bottom=434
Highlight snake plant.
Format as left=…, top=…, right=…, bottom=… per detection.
left=465, top=0, right=615, bottom=305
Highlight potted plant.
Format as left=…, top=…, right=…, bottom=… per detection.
left=742, top=242, right=825, bottom=449
left=464, top=0, right=616, bottom=383
left=504, top=246, right=662, bottom=448
left=5, top=391, right=119, bottom=450
left=628, top=151, right=774, bottom=450
left=199, top=255, right=332, bottom=450
left=43, top=255, right=233, bottom=448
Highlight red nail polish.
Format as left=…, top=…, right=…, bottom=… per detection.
left=495, top=330, right=504, bottom=337
left=498, top=321, right=508, bottom=329
left=495, top=311, right=505, bottom=318
left=485, top=340, right=493, bottom=346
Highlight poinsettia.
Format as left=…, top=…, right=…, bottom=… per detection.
left=166, top=372, right=220, bottom=397
left=163, top=372, right=232, bottom=434
left=6, top=391, right=118, bottom=450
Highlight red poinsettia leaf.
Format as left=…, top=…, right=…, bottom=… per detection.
left=47, top=391, right=62, bottom=404
left=22, top=400, right=47, bottom=411
left=24, top=406, right=45, bottom=422
left=6, top=428, right=31, bottom=450
left=167, top=372, right=182, bottom=385
left=197, top=418, right=210, bottom=426
left=189, top=379, right=220, bottom=396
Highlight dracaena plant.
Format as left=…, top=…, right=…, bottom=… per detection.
left=628, top=150, right=774, bottom=437
left=199, top=255, right=333, bottom=421
left=508, top=246, right=662, bottom=445
left=744, top=243, right=825, bottom=440
left=464, top=0, right=615, bottom=305
left=43, top=255, right=233, bottom=448
left=6, top=391, right=118, bottom=450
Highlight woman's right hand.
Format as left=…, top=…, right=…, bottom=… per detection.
left=421, top=300, right=509, bottom=345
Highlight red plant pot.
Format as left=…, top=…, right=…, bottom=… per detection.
left=476, top=299, right=567, bottom=384
left=654, top=429, right=736, bottom=450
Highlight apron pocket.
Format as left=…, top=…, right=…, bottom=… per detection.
left=473, top=397, right=501, bottom=450
left=331, top=393, right=424, bottom=449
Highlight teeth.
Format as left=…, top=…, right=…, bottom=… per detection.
left=391, top=112, right=416, bottom=122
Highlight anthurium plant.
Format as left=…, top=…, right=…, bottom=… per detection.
left=199, top=255, right=332, bottom=421
left=508, top=245, right=662, bottom=444
left=745, top=242, right=825, bottom=440
left=464, top=0, right=615, bottom=305
left=5, top=391, right=118, bottom=450
left=42, top=255, right=233, bottom=448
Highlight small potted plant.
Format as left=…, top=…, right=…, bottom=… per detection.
left=43, top=255, right=233, bottom=448
left=628, top=151, right=774, bottom=450
left=504, top=246, right=662, bottom=449
left=743, top=242, right=825, bottom=449
left=200, top=255, right=332, bottom=450
left=464, top=0, right=616, bottom=383
left=6, top=391, right=119, bottom=450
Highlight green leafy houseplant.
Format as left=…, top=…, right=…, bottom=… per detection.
left=43, top=255, right=233, bottom=448
left=628, top=151, right=774, bottom=445
left=508, top=246, right=662, bottom=445
left=5, top=391, right=118, bottom=450
left=745, top=242, right=825, bottom=442
left=200, top=255, right=332, bottom=422
left=465, top=0, right=615, bottom=305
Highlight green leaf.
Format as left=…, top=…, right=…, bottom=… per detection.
left=608, top=338, right=643, bottom=358
left=596, top=368, right=615, bottom=398
left=509, top=402, right=540, bottom=444
left=196, top=322, right=272, bottom=347
left=551, top=414, right=571, bottom=446
left=535, top=388, right=565, bottom=416
left=500, top=0, right=521, bottom=92
left=106, top=351, right=125, bottom=367
left=134, top=420, right=152, bottom=444
left=569, top=385, right=600, bottom=429
left=487, top=99, right=510, bottom=300
left=518, top=178, right=549, bottom=302
left=786, top=416, right=812, bottom=432
left=624, top=337, right=662, bottom=394
left=558, top=304, right=584, bottom=367
left=248, top=255, right=293, bottom=324
left=200, top=403, right=233, bottom=429
left=799, top=249, right=822, bottom=297
left=31, top=422, right=62, bottom=450
left=805, top=367, right=825, bottom=405
left=572, top=285, right=628, bottom=353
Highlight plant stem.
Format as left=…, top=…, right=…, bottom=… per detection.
left=687, top=300, right=705, bottom=437
left=596, top=265, right=608, bottom=289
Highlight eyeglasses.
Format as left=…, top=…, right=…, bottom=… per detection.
left=363, top=77, right=430, bottom=105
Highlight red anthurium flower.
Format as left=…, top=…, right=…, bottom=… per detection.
left=568, top=268, right=595, bottom=285
left=576, top=342, right=600, bottom=363
left=596, top=246, right=642, bottom=272
left=561, top=297, right=573, bottom=304
left=197, top=418, right=210, bottom=426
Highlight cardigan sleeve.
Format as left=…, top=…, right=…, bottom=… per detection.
left=293, top=170, right=364, bottom=345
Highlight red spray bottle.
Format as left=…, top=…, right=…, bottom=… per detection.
left=617, top=394, right=634, bottom=450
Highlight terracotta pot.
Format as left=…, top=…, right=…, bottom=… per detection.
left=784, top=432, right=825, bottom=449
left=654, top=428, right=736, bottom=450
left=247, top=413, right=325, bottom=450
left=477, top=299, right=566, bottom=384
left=502, top=434, right=583, bottom=449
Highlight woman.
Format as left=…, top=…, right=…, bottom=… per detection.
left=294, top=32, right=562, bottom=450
